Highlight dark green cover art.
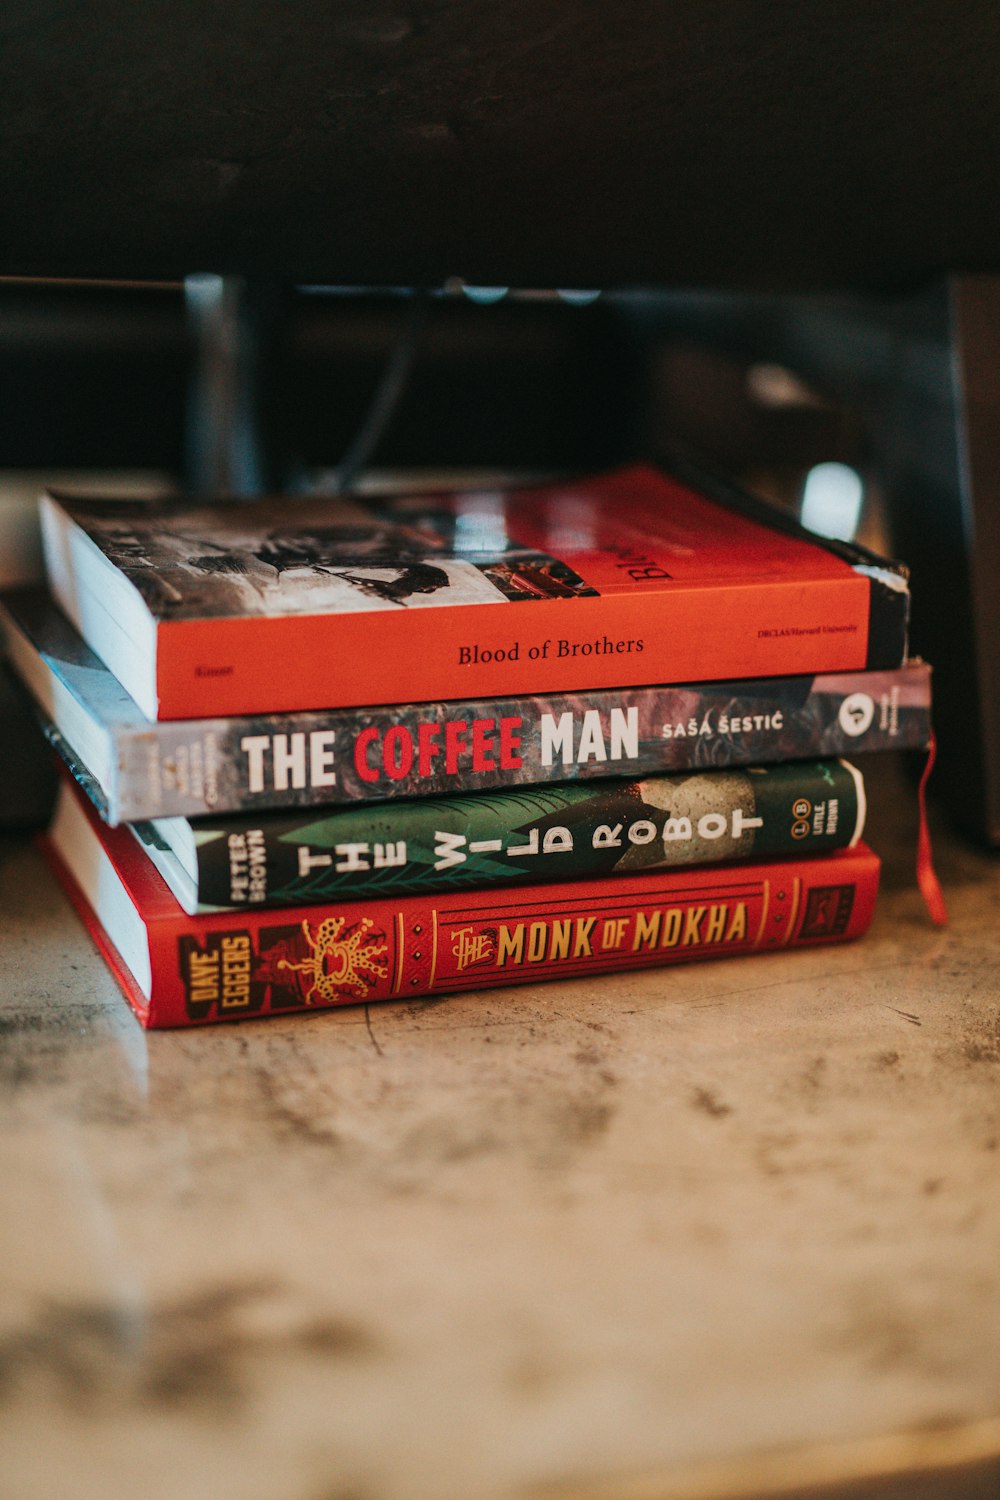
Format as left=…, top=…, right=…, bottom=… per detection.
left=179, top=758, right=864, bottom=910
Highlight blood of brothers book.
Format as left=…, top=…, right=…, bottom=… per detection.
left=38, top=464, right=910, bottom=721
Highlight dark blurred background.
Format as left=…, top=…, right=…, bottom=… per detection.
left=3, top=1, right=1000, bottom=837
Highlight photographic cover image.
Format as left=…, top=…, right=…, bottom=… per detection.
left=58, top=494, right=600, bottom=620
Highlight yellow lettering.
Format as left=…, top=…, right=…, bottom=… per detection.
left=188, top=952, right=218, bottom=975
left=661, top=908, right=683, bottom=947
left=528, top=922, right=547, bottom=962
left=219, top=935, right=252, bottom=1009
left=550, top=919, right=572, bottom=960
left=602, top=916, right=629, bottom=949
left=187, top=950, right=219, bottom=1003
left=725, top=903, right=748, bottom=942
left=497, top=925, right=524, bottom=965
left=682, top=907, right=706, bottom=945
left=704, top=904, right=727, bottom=942
left=574, top=917, right=596, bottom=957
left=633, top=911, right=661, bottom=950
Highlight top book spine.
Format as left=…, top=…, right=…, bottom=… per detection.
left=39, top=464, right=910, bottom=720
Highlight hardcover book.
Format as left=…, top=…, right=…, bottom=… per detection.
left=1, top=586, right=932, bottom=824
left=45, top=777, right=881, bottom=1029
left=135, top=758, right=866, bottom=913
left=38, top=464, right=910, bottom=720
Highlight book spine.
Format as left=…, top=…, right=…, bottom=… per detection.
left=108, top=662, right=932, bottom=821
left=145, top=845, right=881, bottom=1026
left=157, top=573, right=888, bottom=716
left=176, top=759, right=866, bottom=910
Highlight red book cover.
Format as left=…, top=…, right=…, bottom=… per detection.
left=44, top=778, right=882, bottom=1029
left=40, top=465, right=909, bottom=719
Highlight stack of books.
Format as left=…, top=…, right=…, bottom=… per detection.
left=1, top=464, right=930, bottom=1028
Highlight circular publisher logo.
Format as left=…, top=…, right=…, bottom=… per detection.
left=838, top=692, right=875, bottom=737
left=792, top=798, right=812, bottom=820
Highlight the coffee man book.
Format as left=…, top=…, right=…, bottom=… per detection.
left=134, top=758, right=866, bottom=914
left=45, top=777, right=882, bottom=1029
left=39, top=464, right=910, bottom=721
left=1, top=584, right=931, bottom=824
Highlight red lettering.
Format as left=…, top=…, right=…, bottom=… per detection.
left=359, top=717, right=521, bottom=782
left=417, top=721, right=443, bottom=777
left=354, top=727, right=381, bottom=784
left=499, top=716, right=523, bottom=769
left=471, top=718, right=496, bottom=772
left=444, top=720, right=469, bottom=773
left=383, top=725, right=414, bottom=781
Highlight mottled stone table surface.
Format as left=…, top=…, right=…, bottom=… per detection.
left=2, top=757, right=1000, bottom=1500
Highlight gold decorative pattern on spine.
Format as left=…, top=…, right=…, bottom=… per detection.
left=753, top=880, right=771, bottom=947
left=277, top=915, right=389, bottom=1003
left=783, top=878, right=802, bottom=946
left=393, top=913, right=405, bottom=993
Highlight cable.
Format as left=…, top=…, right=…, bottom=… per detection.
left=332, top=288, right=430, bottom=494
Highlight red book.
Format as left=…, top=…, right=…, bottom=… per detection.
left=44, top=777, right=881, bottom=1029
left=39, top=465, right=909, bottom=719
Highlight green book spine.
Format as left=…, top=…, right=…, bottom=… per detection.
left=154, top=758, right=865, bottom=911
